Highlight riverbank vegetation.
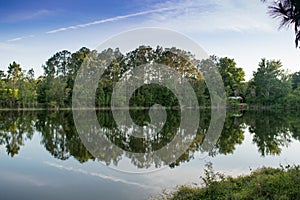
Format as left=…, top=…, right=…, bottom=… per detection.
left=155, top=163, right=300, bottom=200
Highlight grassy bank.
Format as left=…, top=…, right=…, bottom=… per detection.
left=155, top=164, right=300, bottom=200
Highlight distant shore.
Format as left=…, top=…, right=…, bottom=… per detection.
left=0, top=105, right=294, bottom=112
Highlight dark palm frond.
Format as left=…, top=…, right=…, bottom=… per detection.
left=296, top=30, right=300, bottom=46
left=268, top=1, right=299, bottom=28
left=263, top=0, right=300, bottom=47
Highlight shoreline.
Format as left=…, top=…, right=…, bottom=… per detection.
left=0, top=105, right=293, bottom=111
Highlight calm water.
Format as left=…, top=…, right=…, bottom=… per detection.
left=1, top=109, right=300, bottom=199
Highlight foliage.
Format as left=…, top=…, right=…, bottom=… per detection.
left=156, top=164, right=300, bottom=200
left=35, top=46, right=208, bottom=108
left=0, top=61, right=36, bottom=108
left=246, top=58, right=291, bottom=106
left=213, top=56, right=245, bottom=97
left=0, top=47, right=300, bottom=109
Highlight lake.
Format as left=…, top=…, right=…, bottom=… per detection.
left=1, top=109, right=300, bottom=199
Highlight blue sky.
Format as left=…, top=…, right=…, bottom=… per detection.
left=0, top=0, right=299, bottom=80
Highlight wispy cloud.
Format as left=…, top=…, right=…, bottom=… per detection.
left=2, top=0, right=274, bottom=44
left=46, top=7, right=177, bottom=34
left=45, top=161, right=158, bottom=190
left=7, top=34, right=35, bottom=42
left=46, top=0, right=274, bottom=35
left=143, top=0, right=274, bottom=33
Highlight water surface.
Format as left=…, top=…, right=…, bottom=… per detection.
left=1, top=110, right=300, bottom=199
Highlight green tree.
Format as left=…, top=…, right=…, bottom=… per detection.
left=44, top=50, right=71, bottom=78
left=18, top=69, right=36, bottom=108
left=249, top=58, right=291, bottom=105
left=38, top=50, right=72, bottom=107
left=0, top=70, right=5, bottom=80
left=7, top=61, right=22, bottom=86
left=0, top=70, right=6, bottom=106
left=291, top=71, right=300, bottom=89
left=5, top=62, right=23, bottom=107
left=66, top=47, right=91, bottom=104
left=284, top=85, right=300, bottom=109
left=214, top=56, right=245, bottom=97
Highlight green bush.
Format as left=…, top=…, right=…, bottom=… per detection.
left=155, top=164, right=300, bottom=200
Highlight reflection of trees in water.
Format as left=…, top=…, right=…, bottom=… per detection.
left=35, top=111, right=95, bottom=163
left=243, top=111, right=293, bottom=156
left=1, top=110, right=300, bottom=168
left=288, top=112, right=300, bottom=141
left=0, top=111, right=35, bottom=157
left=105, top=109, right=180, bottom=153
left=210, top=114, right=245, bottom=156
left=81, top=109, right=195, bottom=169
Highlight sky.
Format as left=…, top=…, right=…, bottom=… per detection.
left=0, top=0, right=299, bottom=80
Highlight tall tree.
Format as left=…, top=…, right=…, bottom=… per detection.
left=39, top=50, right=72, bottom=107
left=291, top=71, right=300, bottom=89
left=0, top=70, right=5, bottom=79
left=18, top=69, right=36, bottom=107
left=250, top=58, right=291, bottom=105
left=44, top=50, right=71, bottom=78
left=66, top=47, right=91, bottom=104
left=214, top=56, right=245, bottom=97
left=7, top=61, right=22, bottom=89
left=6, top=62, right=23, bottom=107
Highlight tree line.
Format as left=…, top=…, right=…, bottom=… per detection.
left=0, top=46, right=299, bottom=109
